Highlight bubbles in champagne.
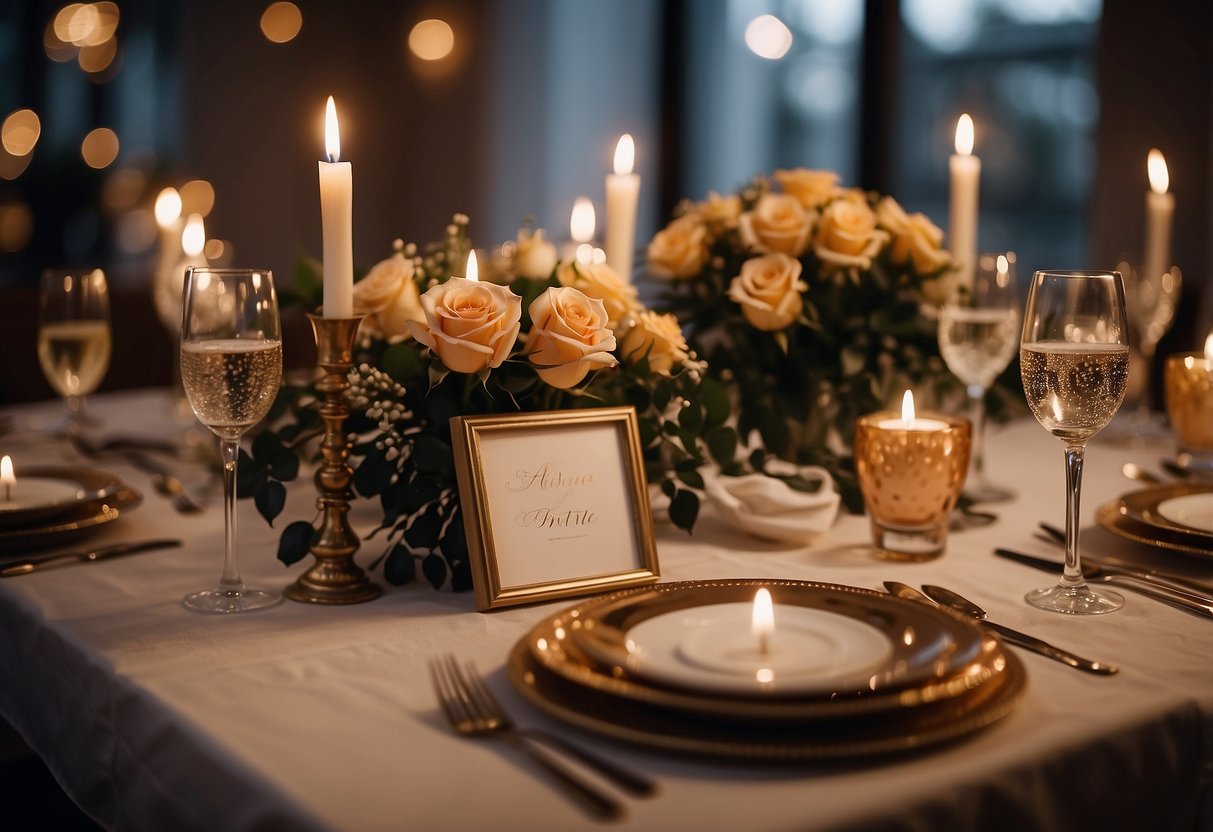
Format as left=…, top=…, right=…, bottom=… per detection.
left=1020, top=343, right=1129, bottom=442
left=180, top=339, right=282, bottom=435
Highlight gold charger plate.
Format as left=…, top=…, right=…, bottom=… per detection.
left=508, top=639, right=1027, bottom=761
left=0, top=468, right=141, bottom=554
left=0, top=466, right=128, bottom=530
left=1095, top=499, right=1212, bottom=558
left=528, top=579, right=1008, bottom=721
left=1118, top=483, right=1213, bottom=544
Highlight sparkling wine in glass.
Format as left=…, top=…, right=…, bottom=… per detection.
left=180, top=267, right=283, bottom=614
left=938, top=252, right=1018, bottom=502
left=1020, top=270, right=1130, bottom=615
left=38, top=268, right=111, bottom=431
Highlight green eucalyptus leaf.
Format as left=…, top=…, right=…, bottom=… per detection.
left=405, top=509, right=444, bottom=550
left=668, top=489, right=699, bottom=533
left=700, top=377, right=730, bottom=427
left=277, top=520, right=315, bottom=566
left=678, top=401, right=704, bottom=434
left=676, top=468, right=705, bottom=490
left=707, top=425, right=738, bottom=465
left=255, top=480, right=287, bottom=526
left=384, top=543, right=416, bottom=585
left=421, top=553, right=448, bottom=589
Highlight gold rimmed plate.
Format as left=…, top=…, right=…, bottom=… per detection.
left=0, top=466, right=128, bottom=530
left=525, top=580, right=1008, bottom=721
left=508, top=639, right=1027, bottom=761
left=1095, top=499, right=1213, bottom=559
left=0, top=468, right=141, bottom=554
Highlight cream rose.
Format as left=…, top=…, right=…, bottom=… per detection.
left=406, top=278, right=522, bottom=373
left=738, top=193, right=814, bottom=257
left=620, top=311, right=689, bottom=376
left=646, top=215, right=709, bottom=279
left=352, top=252, right=424, bottom=340
left=555, top=261, right=640, bottom=329
left=773, top=168, right=838, bottom=209
left=875, top=196, right=951, bottom=276
left=814, top=198, right=889, bottom=271
left=693, top=191, right=742, bottom=231
left=514, top=228, right=558, bottom=279
left=727, top=253, right=806, bottom=331
left=527, top=287, right=618, bottom=389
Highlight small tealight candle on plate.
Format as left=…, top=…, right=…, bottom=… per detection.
left=1164, top=335, right=1213, bottom=470
left=0, top=455, right=82, bottom=512
left=854, top=391, right=971, bottom=560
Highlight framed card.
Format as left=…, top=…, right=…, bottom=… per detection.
left=450, top=406, right=660, bottom=611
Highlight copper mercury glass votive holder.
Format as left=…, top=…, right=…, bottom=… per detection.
left=854, top=412, right=971, bottom=561
left=1164, top=352, right=1213, bottom=469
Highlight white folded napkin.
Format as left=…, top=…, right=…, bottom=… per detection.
left=702, top=466, right=840, bottom=544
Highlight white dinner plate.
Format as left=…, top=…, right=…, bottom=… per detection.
left=1157, top=494, right=1213, bottom=534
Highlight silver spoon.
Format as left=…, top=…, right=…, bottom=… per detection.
left=1122, top=462, right=1166, bottom=485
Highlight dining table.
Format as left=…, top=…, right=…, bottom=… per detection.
left=0, top=388, right=1210, bottom=832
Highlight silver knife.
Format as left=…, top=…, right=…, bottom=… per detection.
left=995, top=548, right=1213, bottom=618
left=1, top=539, right=182, bottom=577
left=1032, top=527, right=1213, bottom=598
left=919, top=584, right=1119, bottom=675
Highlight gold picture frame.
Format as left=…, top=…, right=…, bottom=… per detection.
left=450, top=406, right=660, bottom=611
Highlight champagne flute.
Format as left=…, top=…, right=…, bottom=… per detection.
left=938, top=252, right=1019, bottom=502
left=1020, top=270, right=1129, bottom=615
left=180, top=267, right=283, bottom=614
left=37, top=267, right=111, bottom=432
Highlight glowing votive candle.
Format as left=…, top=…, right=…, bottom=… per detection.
left=1164, top=336, right=1213, bottom=466
left=855, top=391, right=971, bottom=560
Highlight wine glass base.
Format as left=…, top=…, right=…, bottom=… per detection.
left=183, top=586, right=283, bottom=614
left=1024, top=584, right=1124, bottom=615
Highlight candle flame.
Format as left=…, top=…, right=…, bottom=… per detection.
left=1204, top=334, right=1213, bottom=362
left=954, top=114, right=974, bottom=156
left=0, top=455, right=12, bottom=488
left=325, top=95, right=341, bottom=163
left=752, top=588, right=774, bottom=654
left=1148, top=148, right=1169, bottom=194
left=901, top=390, right=916, bottom=425
left=154, top=187, right=181, bottom=228
left=465, top=249, right=478, bottom=282
left=182, top=213, right=206, bottom=257
left=570, top=196, right=595, bottom=243
left=613, top=133, right=635, bottom=176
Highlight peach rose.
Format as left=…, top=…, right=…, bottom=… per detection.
left=352, top=252, right=424, bottom=339
left=620, top=311, right=689, bottom=376
left=646, top=215, right=709, bottom=279
left=814, top=198, right=889, bottom=271
left=693, top=191, right=742, bottom=231
left=738, top=193, right=813, bottom=257
left=727, top=253, right=806, bottom=331
left=773, top=168, right=838, bottom=209
left=875, top=196, right=951, bottom=275
left=407, top=277, right=521, bottom=373
left=556, top=261, right=640, bottom=329
left=527, top=287, right=618, bottom=388
left=514, top=228, right=558, bottom=279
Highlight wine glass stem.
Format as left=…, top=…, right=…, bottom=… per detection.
left=1062, top=443, right=1087, bottom=589
left=220, top=437, right=243, bottom=590
left=968, top=385, right=988, bottom=486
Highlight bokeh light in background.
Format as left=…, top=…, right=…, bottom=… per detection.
left=81, top=127, right=119, bottom=169
left=408, top=19, right=455, bottom=61
left=260, top=2, right=303, bottom=44
left=745, top=15, right=793, bottom=60
left=2, top=110, right=42, bottom=157
left=0, top=203, right=34, bottom=253
left=179, top=179, right=215, bottom=217
left=46, top=2, right=121, bottom=77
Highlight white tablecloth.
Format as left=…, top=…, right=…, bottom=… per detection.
left=1, top=389, right=1210, bottom=831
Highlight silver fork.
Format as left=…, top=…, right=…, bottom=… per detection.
left=430, top=656, right=647, bottom=820
left=124, top=452, right=204, bottom=514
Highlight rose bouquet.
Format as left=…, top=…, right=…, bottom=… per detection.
left=240, top=216, right=751, bottom=590
left=648, top=168, right=989, bottom=511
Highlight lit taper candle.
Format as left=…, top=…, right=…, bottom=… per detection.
left=318, top=96, right=354, bottom=318
left=948, top=114, right=980, bottom=289
left=1143, top=149, right=1174, bottom=283
left=605, top=133, right=640, bottom=281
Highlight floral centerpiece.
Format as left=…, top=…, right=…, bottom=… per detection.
left=240, top=215, right=757, bottom=590
left=647, top=168, right=998, bottom=511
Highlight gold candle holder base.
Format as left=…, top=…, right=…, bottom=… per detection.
left=285, top=312, right=382, bottom=605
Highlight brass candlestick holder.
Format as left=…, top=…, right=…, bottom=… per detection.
left=285, top=312, right=382, bottom=605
